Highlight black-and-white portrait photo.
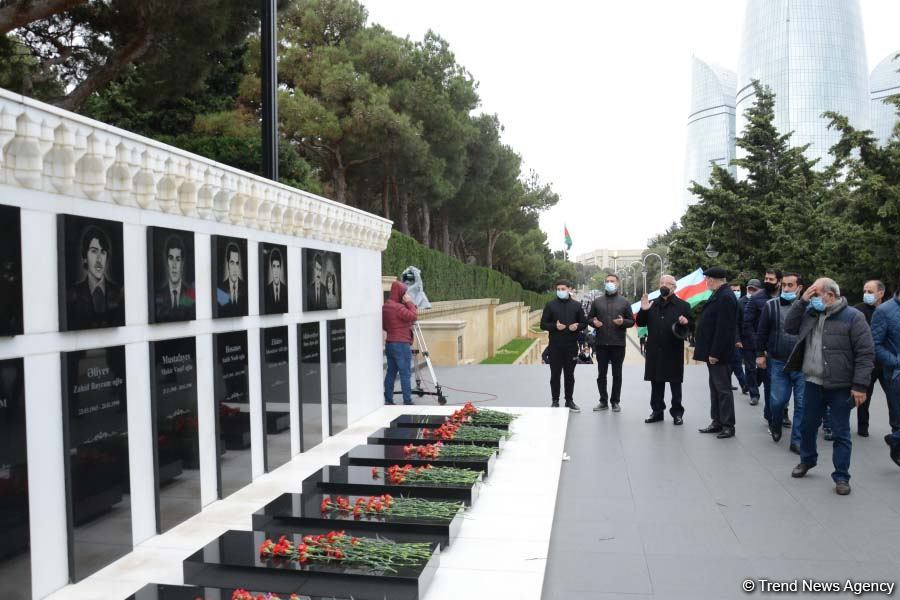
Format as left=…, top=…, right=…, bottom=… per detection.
left=0, top=204, right=23, bottom=337
left=303, top=249, right=341, bottom=312
left=148, top=227, right=196, bottom=323
left=212, top=236, right=248, bottom=319
left=58, top=215, right=125, bottom=331
left=260, top=243, right=288, bottom=315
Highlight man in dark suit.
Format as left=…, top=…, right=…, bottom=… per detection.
left=306, top=253, right=327, bottom=311
left=694, top=267, right=739, bottom=439
left=66, top=226, right=124, bottom=330
left=216, top=241, right=247, bottom=317
left=264, top=248, right=288, bottom=313
left=154, top=234, right=195, bottom=322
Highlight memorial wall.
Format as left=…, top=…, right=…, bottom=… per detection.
left=0, top=88, right=391, bottom=600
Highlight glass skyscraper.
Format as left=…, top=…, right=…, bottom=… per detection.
left=683, top=57, right=736, bottom=208
left=870, top=52, right=900, bottom=146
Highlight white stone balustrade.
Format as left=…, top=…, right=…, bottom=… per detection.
left=0, top=87, right=392, bottom=250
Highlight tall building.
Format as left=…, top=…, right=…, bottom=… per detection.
left=870, top=52, right=900, bottom=146
left=683, top=57, right=736, bottom=208
left=575, top=248, right=645, bottom=271
left=735, top=0, right=870, bottom=170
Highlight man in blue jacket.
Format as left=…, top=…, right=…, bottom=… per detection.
left=694, top=267, right=739, bottom=439
left=871, top=290, right=900, bottom=467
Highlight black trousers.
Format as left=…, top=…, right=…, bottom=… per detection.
left=650, top=381, right=683, bottom=418
left=549, top=344, right=577, bottom=403
left=595, top=345, right=626, bottom=404
left=858, top=369, right=895, bottom=431
left=708, top=362, right=736, bottom=427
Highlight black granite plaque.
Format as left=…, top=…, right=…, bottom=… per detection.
left=252, top=493, right=463, bottom=549
left=214, top=330, right=252, bottom=498
left=211, top=236, right=248, bottom=319
left=340, top=444, right=496, bottom=476
left=302, top=249, right=341, bottom=311
left=147, top=227, right=196, bottom=324
left=61, top=345, right=130, bottom=582
left=58, top=215, right=126, bottom=331
left=302, top=466, right=481, bottom=506
left=259, top=243, right=288, bottom=315
left=391, top=414, right=510, bottom=430
left=368, top=427, right=507, bottom=449
left=261, top=326, right=290, bottom=472
left=327, top=319, right=347, bottom=436
left=127, top=583, right=349, bottom=600
left=0, top=205, right=23, bottom=336
left=0, top=358, right=28, bottom=599
left=183, top=530, right=439, bottom=600
left=150, top=337, right=200, bottom=533
left=298, top=322, right=322, bottom=451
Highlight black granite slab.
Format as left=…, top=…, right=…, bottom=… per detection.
left=303, top=465, right=481, bottom=506
left=391, top=413, right=510, bottom=430
left=368, top=427, right=507, bottom=449
left=127, top=582, right=348, bottom=599
left=252, top=493, right=463, bottom=549
left=183, top=530, right=438, bottom=600
left=340, top=444, right=496, bottom=476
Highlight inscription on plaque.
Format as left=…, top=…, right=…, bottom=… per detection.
left=214, top=330, right=251, bottom=498
left=261, top=326, right=291, bottom=471
left=299, top=322, right=323, bottom=450
left=0, top=358, right=28, bottom=598
left=328, top=319, right=348, bottom=436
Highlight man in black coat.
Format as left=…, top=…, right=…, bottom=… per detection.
left=744, top=269, right=783, bottom=419
left=66, top=226, right=125, bottom=330
left=587, top=273, right=634, bottom=412
left=154, top=234, right=195, bottom=322
left=541, top=279, right=588, bottom=412
left=216, top=242, right=247, bottom=318
left=263, top=248, right=288, bottom=314
left=694, top=267, right=739, bottom=439
left=636, top=274, right=693, bottom=425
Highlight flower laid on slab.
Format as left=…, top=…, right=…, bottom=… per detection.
left=382, top=463, right=480, bottom=486
left=319, top=493, right=463, bottom=520
left=258, top=531, right=433, bottom=573
left=423, top=422, right=509, bottom=442
left=446, top=402, right=518, bottom=426
left=402, top=441, right=495, bottom=459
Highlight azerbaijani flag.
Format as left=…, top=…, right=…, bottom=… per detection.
left=631, top=268, right=710, bottom=335
left=564, top=225, right=572, bottom=250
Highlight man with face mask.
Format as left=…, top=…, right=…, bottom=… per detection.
left=852, top=280, right=894, bottom=437
left=739, top=278, right=762, bottom=403
left=587, top=273, right=634, bottom=412
left=784, top=278, right=874, bottom=495
left=636, top=275, right=693, bottom=425
left=541, top=279, right=588, bottom=412
left=756, top=273, right=805, bottom=452
left=871, top=288, right=900, bottom=467
left=730, top=283, right=748, bottom=394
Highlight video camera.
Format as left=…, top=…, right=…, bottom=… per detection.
left=400, top=265, right=431, bottom=309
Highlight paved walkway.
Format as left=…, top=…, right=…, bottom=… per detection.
left=432, top=362, right=900, bottom=600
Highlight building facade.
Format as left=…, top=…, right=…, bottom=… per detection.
left=870, top=52, right=900, bottom=146
left=735, top=0, right=870, bottom=170
left=575, top=248, right=645, bottom=271
left=683, top=57, right=736, bottom=208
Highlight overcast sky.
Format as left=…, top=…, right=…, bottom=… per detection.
left=362, top=0, right=900, bottom=255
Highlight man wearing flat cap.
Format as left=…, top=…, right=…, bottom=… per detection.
left=694, top=267, right=739, bottom=438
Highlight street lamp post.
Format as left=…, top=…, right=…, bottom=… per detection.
left=261, top=0, right=278, bottom=181
left=705, top=220, right=719, bottom=259
left=629, top=261, right=643, bottom=297
left=642, top=252, right=665, bottom=296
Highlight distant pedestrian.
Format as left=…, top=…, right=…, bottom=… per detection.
left=636, top=275, right=692, bottom=425
left=587, top=273, right=634, bottom=412
left=694, top=267, right=739, bottom=439
left=871, top=288, right=900, bottom=467
left=730, top=283, right=748, bottom=394
left=853, top=280, right=893, bottom=437
left=785, top=278, right=874, bottom=495
left=541, top=279, right=588, bottom=412
left=739, top=278, right=762, bottom=404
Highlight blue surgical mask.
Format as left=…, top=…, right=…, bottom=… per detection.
left=781, top=291, right=797, bottom=302
left=810, top=297, right=825, bottom=312
left=605, top=282, right=617, bottom=294
left=556, top=290, right=569, bottom=300
left=863, top=293, right=876, bottom=306
left=733, top=290, right=741, bottom=299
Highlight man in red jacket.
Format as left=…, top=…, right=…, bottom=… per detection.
left=383, top=280, right=418, bottom=405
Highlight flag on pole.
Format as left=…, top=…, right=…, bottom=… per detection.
left=563, top=225, right=572, bottom=250
left=631, top=268, right=709, bottom=337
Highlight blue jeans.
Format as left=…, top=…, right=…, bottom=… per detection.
left=384, top=342, right=413, bottom=404
left=800, top=382, right=852, bottom=482
left=889, top=371, right=900, bottom=445
left=769, top=359, right=805, bottom=446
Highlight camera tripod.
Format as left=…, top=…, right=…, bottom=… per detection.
left=393, top=322, right=447, bottom=405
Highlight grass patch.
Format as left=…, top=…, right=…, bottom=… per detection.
left=481, top=338, right=535, bottom=364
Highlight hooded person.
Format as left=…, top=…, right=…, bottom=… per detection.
left=383, top=280, right=418, bottom=405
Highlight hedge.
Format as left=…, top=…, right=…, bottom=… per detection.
left=382, top=231, right=551, bottom=310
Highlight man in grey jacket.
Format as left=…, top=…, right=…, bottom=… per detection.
left=588, top=273, right=634, bottom=412
left=784, top=278, right=875, bottom=495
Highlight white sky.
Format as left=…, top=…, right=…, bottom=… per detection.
left=361, top=0, right=900, bottom=255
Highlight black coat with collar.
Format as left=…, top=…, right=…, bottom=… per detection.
left=693, top=284, right=738, bottom=364
left=636, top=295, right=693, bottom=382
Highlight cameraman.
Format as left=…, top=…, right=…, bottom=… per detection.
left=383, top=280, right=418, bottom=405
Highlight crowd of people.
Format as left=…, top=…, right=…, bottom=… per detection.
left=540, top=269, right=900, bottom=496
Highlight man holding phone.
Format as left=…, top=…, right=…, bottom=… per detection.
left=541, top=279, right=588, bottom=412
left=782, top=278, right=875, bottom=496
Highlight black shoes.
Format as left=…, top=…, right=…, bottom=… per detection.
left=730, top=386, right=738, bottom=390
left=717, top=427, right=735, bottom=439
left=644, top=413, right=664, bottom=423
left=824, top=428, right=834, bottom=441
left=789, top=443, right=800, bottom=455
left=858, top=427, right=869, bottom=437
left=835, top=480, right=851, bottom=496
left=886, top=435, right=900, bottom=467
left=673, top=416, right=684, bottom=426
left=551, top=400, right=560, bottom=408
left=792, top=463, right=815, bottom=478
left=566, top=401, right=581, bottom=413
left=741, top=387, right=749, bottom=396
left=611, top=403, right=621, bottom=413
left=699, top=422, right=723, bottom=434
left=749, top=396, right=760, bottom=406
left=782, top=415, right=792, bottom=428
left=770, top=426, right=783, bottom=443
left=593, top=401, right=609, bottom=411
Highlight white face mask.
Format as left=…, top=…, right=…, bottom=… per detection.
left=556, top=290, right=569, bottom=300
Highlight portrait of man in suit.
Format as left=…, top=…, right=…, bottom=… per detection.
left=62, top=221, right=125, bottom=331
left=215, top=239, right=248, bottom=318
left=305, top=252, right=327, bottom=311
left=152, top=232, right=196, bottom=323
left=261, top=244, right=288, bottom=314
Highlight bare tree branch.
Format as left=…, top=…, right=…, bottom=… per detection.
left=0, top=0, right=87, bottom=36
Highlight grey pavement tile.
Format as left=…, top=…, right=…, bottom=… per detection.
left=639, top=518, right=746, bottom=558
left=644, top=553, right=752, bottom=599
left=543, top=552, right=652, bottom=595
left=550, top=518, right=644, bottom=555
